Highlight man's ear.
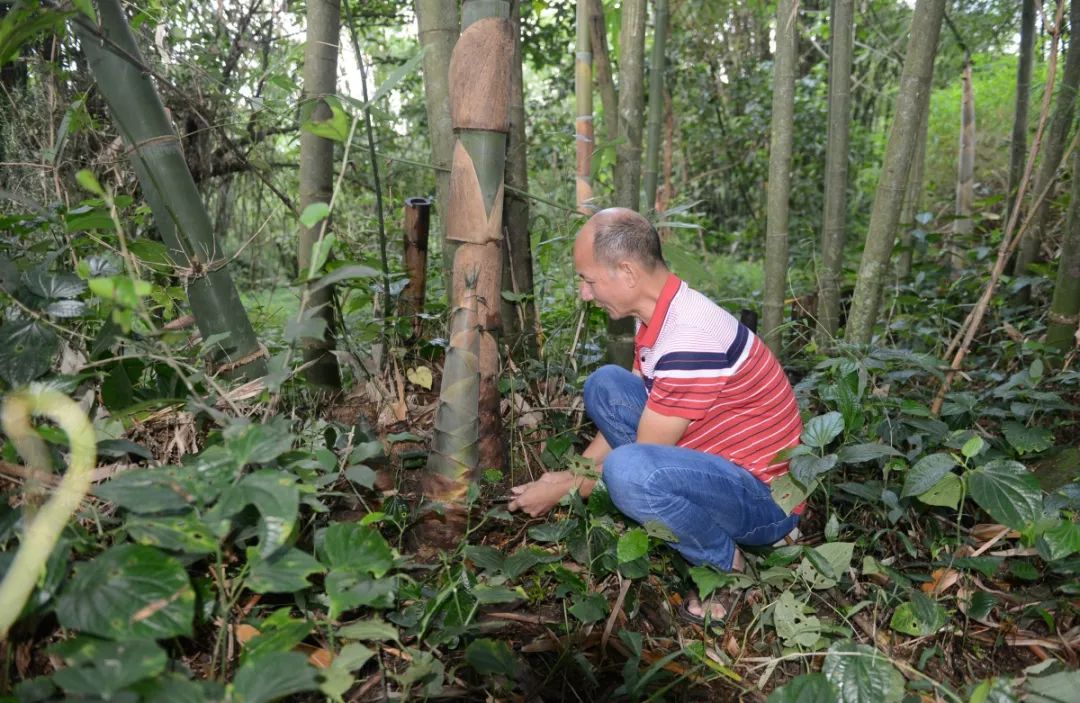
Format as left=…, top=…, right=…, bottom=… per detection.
left=618, top=260, right=638, bottom=286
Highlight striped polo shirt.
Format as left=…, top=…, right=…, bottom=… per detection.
left=633, top=274, right=802, bottom=484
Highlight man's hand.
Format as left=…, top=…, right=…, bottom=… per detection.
left=507, top=471, right=576, bottom=517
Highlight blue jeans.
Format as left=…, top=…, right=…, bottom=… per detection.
left=583, top=365, right=799, bottom=571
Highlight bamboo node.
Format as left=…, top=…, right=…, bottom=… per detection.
left=125, top=134, right=180, bottom=156
left=208, top=344, right=269, bottom=376
left=174, top=257, right=230, bottom=283
left=1048, top=311, right=1080, bottom=326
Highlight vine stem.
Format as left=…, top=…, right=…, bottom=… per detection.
left=0, top=388, right=96, bottom=639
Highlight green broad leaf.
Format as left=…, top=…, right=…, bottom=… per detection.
left=131, top=672, right=222, bottom=703
left=299, top=202, right=331, bottom=229
left=961, top=435, right=985, bottom=459
left=965, top=591, right=996, bottom=621
left=470, top=584, right=524, bottom=605
left=771, top=473, right=814, bottom=515
left=325, top=573, right=396, bottom=618
left=967, top=460, right=1043, bottom=530
left=822, top=640, right=904, bottom=703
left=307, top=263, right=381, bottom=295
left=837, top=443, right=900, bottom=464
left=95, top=468, right=196, bottom=513
left=320, top=523, right=394, bottom=577
left=283, top=314, right=328, bottom=343
left=689, top=566, right=731, bottom=600
left=56, top=544, right=194, bottom=639
left=64, top=206, right=113, bottom=232
left=300, top=96, right=351, bottom=142
left=773, top=590, right=822, bottom=648
left=796, top=542, right=854, bottom=590
left=337, top=617, right=399, bottom=643
left=527, top=519, right=579, bottom=544
left=230, top=651, right=319, bottom=703
left=617, top=527, right=649, bottom=563
left=464, top=638, right=517, bottom=677
left=0, top=3, right=71, bottom=66
left=767, top=673, right=838, bottom=703
left=224, top=417, right=295, bottom=466
left=502, top=548, right=546, bottom=579
left=642, top=520, right=678, bottom=542
left=127, top=239, right=174, bottom=270
left=1007, top=560, right=1040, bottom=581
left=916, top=472, right=962, bottom=508
left=240, top=610, right=313, bottom=666
left=45, top=299, right=87, bottom=318
left=87, top=275, right=152, bottom=306
left=464, top=544, right=505, bottom=572
left=307, top=233, right=337, bottom=279
left=801, top=412, right=844, bottom=449
left=1041, top=520, right=1080, bottom=561
left=216, top=470, right=299, bottom=557
left=75, top=169, right=104, bottom=195
left=568, top=592, right=608, bottom=624
left=345, top=464, right=376, bottom=489
left=950, top=556, right=1003, bottom=578
left=0, top=320, right=59, bottom=386
left=1024, top=670, right=1080, bottom=703
left=49, top=638, right=166, bottom=697
left=126, top=513, right=217, bottom=554
left=386, top=431, right=422, bottom=443
left=890, top=593, right=948, bottom=636
left=246, top=547, right=326, bottom=594
left=901, top=453, right=958, bottom=498
left=791, top=453, right=838, bottom=485
left=22, top=270, right=87, bottom=299
left=1001, top=421, right=1053, bottom=455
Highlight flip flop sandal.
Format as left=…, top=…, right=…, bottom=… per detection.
left=678, top=589, right=742, bottom=629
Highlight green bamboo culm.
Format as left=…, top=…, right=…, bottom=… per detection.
left=72, top=0, right=266, bottom=380
left=642, top=0, right=668, bottom=213
left=0, top=389, right=96, bottom=640
left=1046, top=146, right=1080, bottom=352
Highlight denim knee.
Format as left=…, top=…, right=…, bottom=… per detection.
left=602, top=444, right=652, bottom=510
left=584, top=364, right=629, bottom=415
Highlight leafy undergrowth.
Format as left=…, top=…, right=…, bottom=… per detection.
left=3, top=328, right=1080, bottom=702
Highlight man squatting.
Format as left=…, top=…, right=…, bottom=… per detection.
left=507, top=207, right=803, bottom=622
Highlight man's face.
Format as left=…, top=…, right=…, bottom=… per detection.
left=573, top=232, right=633, bottom=319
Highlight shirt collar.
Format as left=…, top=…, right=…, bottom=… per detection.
left=635, top=274, right=682, bottom=348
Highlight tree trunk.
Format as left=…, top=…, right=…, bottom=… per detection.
left=952, top=58, right=975, bottom=273
left=1013, top=0, right=1080, bottom=294
left=844, top=0, right=946, bottom=346
left=896, top=99, right=931, bottom=280
left=402, top=197, right=431, bottom=339
left=1047, top=146, right=1080, bottom=352
left=415, top=0, right=458, bottom=284
left=449, top=0, right=511, bottom=478
left=643, top=0, right=669, bottom=214
left=607, top=0, right=647, bottom=368
left=576, top=0, right=595, bottom=213
left=1007, top=0, right=1036, bottom=224
left=298, top=0, right=342, bottom=389
left=589, top=0, right=618, bottom=142
left=74, top=0, right=266, bottom=380
left=762, top=0, right=797, bottom=356
left=502, top=0, right=538, bottom=358
left=814, top=0, right=854, bottom=348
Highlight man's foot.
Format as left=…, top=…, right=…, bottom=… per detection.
left=678, top=589, right=742, bottom=628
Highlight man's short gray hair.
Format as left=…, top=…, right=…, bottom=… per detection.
left=592, top=212, right=666, bottom=271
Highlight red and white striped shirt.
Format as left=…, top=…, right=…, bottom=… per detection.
left=634, top=275, right=802, bottom=484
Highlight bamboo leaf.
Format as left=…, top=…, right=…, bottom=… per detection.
left=306, top=263, right=380, bottom=295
